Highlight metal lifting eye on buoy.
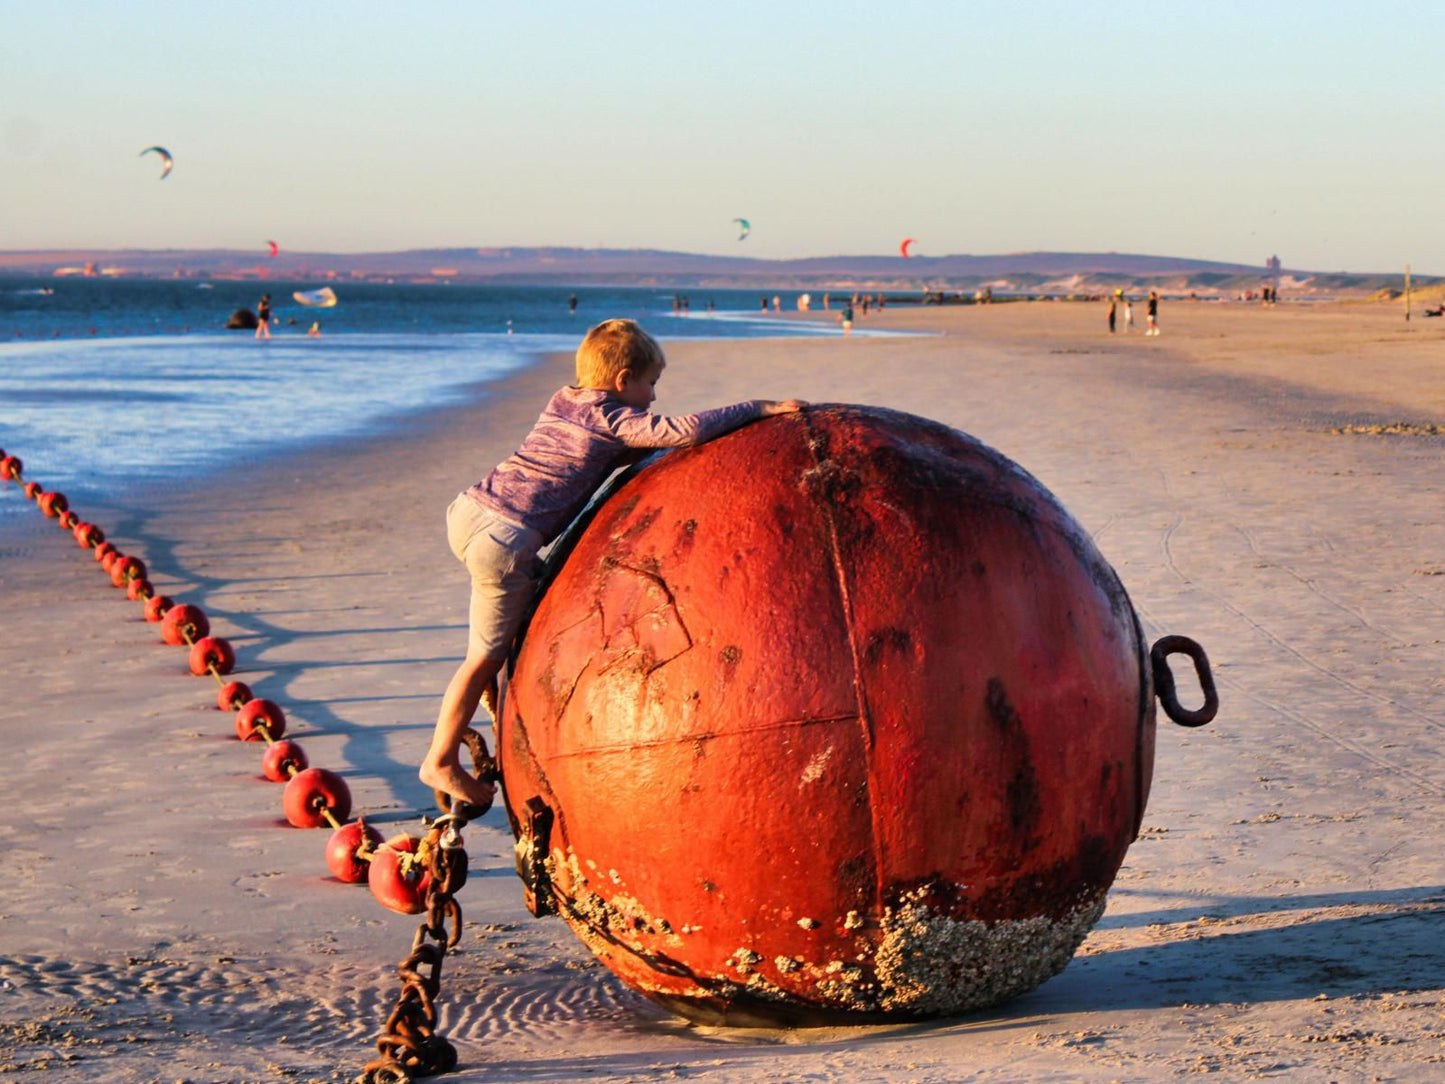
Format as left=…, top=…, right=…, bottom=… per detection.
left=1150, top=634, right=1219, bottom=727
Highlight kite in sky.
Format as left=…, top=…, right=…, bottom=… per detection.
left=139, top=146, right=173, bottom=180
left=733, top=218, right=750, bottom=241
left=266, top=240, right=280, bottom=258
left=900, top=237, right=916, bottom=258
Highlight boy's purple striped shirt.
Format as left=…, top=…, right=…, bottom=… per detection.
left=465, top=385, right=765, bottom=544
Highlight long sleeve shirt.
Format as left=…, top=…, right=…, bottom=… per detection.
left=466, top=385, right=766, bottom=544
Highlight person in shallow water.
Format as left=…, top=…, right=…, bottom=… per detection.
left=418, top=318, right=806, bottom=807
left=255, top=294, right=272, bottom=340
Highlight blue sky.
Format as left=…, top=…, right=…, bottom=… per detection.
left=3, top=1, right=1441, bottom=271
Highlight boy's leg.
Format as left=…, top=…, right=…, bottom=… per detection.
left=420, top=503, right=539, bottom=806
left=420, top=648, right=501, bottom=807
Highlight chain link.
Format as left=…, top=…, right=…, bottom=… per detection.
left=359, top=731, right=490, bottom=1082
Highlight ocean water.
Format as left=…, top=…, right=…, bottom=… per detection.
left=0, top=280, right=854, bottom=515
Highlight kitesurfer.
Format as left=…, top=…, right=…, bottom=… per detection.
left=419, top=319, right=806, bottom=808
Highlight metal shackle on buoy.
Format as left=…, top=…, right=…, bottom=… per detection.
left=493, top=404, right=1217, bottom=1026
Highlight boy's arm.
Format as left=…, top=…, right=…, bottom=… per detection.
left=604, top=400, right=769, bottom=449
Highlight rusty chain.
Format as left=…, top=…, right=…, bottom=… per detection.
left=361, top=728, right=497, bottom=1083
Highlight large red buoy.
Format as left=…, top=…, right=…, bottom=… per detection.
left=497, top=405, right=1214, bottom=1025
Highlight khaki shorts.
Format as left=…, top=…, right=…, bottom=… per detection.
left=445, top=494, right=543, bottom=662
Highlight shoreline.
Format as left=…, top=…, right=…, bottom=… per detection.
left=2, top=302, right=1443, bottom=1081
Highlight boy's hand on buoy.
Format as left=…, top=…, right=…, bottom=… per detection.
left=763, top=399, right=808, bottom=416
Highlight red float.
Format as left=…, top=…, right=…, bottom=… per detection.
left=189, top=636, right=235, bottom=676
left=282, top=767, right=352, bottom=828
left=367, top=834, right=431, bottom=913
left=262, top=738, right=309, bottom=783
left=74, top=523, right=103, bottom=548
left=144, top=595, right=173, bottom=623
left=110, top=555, right=146, bottom=587
left=100, top=549, right=121, bottom=573
left=37, top=492, right=68, bottom=518
left=126, top=577, right=152, bottom=602
left=325, top=818, right=383, bottom=883
left=93, top=541, right=117, bottom=564
left=160, top=603, right=209, bottom=646
left=58, top=510, right=78, bottom=530
left=23, top=481, right=42, bottom=500
left=235, top=698, right=287, bottom=741
left=498, top=405, right=1214, bottom=1025
left=217, top=680, right=253, bottom=712
left=0, top=456, right=22, bottom=480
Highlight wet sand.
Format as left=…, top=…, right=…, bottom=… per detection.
left=2, top=300, right=1443, bottom=1081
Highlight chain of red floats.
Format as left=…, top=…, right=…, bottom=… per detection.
left=0, top=449, right=436, bottom=917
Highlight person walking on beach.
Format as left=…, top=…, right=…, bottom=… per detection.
left=841, top=300, right=854, bottom=337
left=1146, top=290, right=1161, bottom=335
left=255, top=294, right=272, bottom=340
left=419, top=319, right=806, bottom=808
left=1107, top=296, right=1117, bottom=334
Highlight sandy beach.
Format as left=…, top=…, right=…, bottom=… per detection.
left=3, top=300, right=1443, bottom=1082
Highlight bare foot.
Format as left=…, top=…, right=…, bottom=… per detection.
left=419, top=760, right=497, bottom=808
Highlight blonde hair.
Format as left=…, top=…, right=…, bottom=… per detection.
left=575, top=319, right=664, bottom=387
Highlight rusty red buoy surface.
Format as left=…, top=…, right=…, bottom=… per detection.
left=126, top=577, right=152, bottom=602
left=498, top=405, right=1204, bottom=1025
left=0, top=456, right=22, bottom=480
left=74, top=523, right=103, bottom=548
left=93, top=541, right=117, bottom=565
left=144, top=595, right=173, bottom=623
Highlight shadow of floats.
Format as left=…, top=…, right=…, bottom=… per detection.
left=104, top=502, right=451, bottom=815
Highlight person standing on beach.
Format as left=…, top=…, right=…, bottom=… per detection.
left=419, top=319, right=806, bottom=808
left=1107, top=296, right=1117, bottom=334
left=1146, top=290, right=1161, bottom=335
left=255, top=294, right=272, bottom=340
left=1123, top=298, right=1134, bottom=333
left=841, top=300, right=854, bottom=337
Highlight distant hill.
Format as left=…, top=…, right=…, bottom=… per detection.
left=0, top=246, right=1434, bottom=296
